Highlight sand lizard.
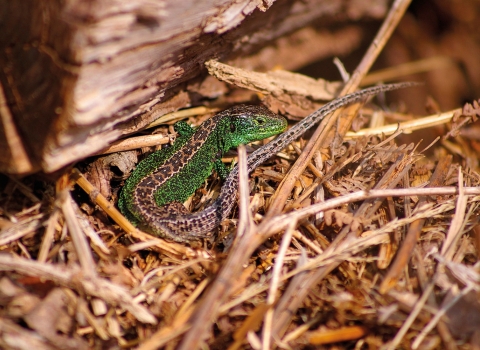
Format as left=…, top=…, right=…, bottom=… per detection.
left=118, top=83, right=417, bottom=242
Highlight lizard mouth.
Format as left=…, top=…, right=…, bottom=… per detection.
left=251, top=117, right=287, bottom=140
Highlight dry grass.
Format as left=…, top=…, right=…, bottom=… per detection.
left=2, top=0, right=480, bottom=349
left=1, top=97, right=479, bottom=348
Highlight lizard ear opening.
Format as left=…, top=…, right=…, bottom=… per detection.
left=230, top=123, right=236, bottom=132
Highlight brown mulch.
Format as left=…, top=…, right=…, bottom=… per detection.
left=2, top=0, right=480, bottom=349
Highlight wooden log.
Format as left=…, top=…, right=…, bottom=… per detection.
left=0, top=0, right=388, bottom=174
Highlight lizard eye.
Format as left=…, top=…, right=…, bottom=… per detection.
left=256, top=117, right=266, bottom=125
left=230, top=123, right=236, bottom=132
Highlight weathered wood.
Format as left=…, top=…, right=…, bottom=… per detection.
left=0, top=0, right=389, bottom=174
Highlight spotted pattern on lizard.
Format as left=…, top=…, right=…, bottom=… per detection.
left=118, top=83, right=419, bottom=242
left=118, top=105, right=288, bottom=238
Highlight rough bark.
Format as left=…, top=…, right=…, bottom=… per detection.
left=0, top=0, right=389, bottom=174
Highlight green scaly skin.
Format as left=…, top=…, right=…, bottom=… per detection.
left=118, top=105, right=287, bottom=238
left=119, top=82, right=419, bottom=242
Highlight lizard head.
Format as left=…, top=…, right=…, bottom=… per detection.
left=223, top=105, right=287, bottom=147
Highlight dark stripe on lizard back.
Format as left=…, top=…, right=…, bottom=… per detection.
left=118, top=105, right=288, bottom=239
left=135, top=82, right=420, bottom=242
left=132, top=118, right=216, bottom=209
